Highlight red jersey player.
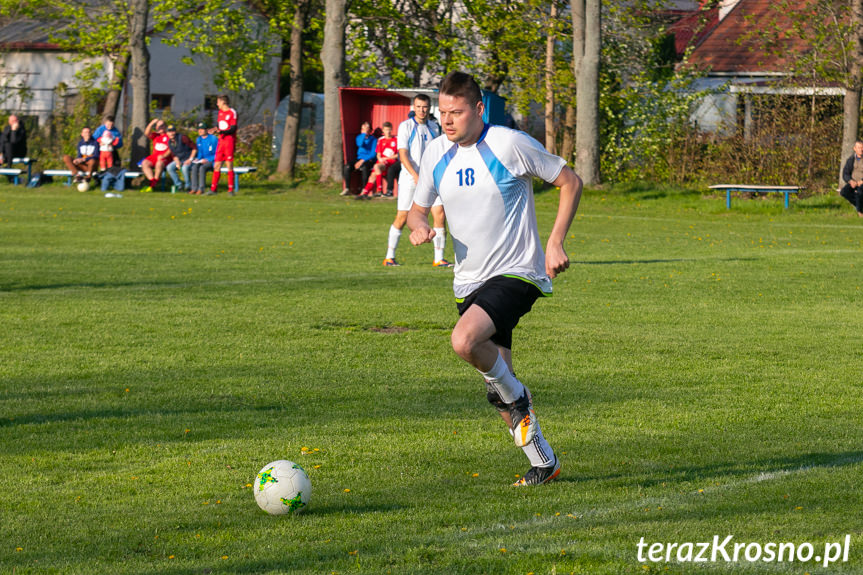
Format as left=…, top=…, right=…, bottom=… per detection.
left=207, top=95, right=238, bottom=196
left=358, top=121, right=398, bottom=198
left=141, top=119, right=172, bottom=193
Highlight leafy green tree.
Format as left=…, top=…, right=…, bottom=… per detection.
left=345, top=0, right=466, bottom=88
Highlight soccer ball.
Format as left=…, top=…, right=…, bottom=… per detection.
left=253, top=460, right=311, bottom=515
left=77, top=181, right=89, bottom=192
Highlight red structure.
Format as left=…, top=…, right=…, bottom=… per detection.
left=339, top=87, right=412, bottom=193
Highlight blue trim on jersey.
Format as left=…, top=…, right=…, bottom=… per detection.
left=476, top=137, right=527, bottom=226
left=407, top=118, right=418, bottom=149
left=433, top=143, right=459, bottom=190
left=476, top=123, right=491, bottom=144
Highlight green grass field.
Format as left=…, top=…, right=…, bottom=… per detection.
left=2, top=180, right=863, bottom=574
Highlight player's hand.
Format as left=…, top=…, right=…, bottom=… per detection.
left=409, top=226, right=436, bottom=246
left=545, top=241, right=570, bottom=279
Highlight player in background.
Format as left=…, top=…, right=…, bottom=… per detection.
left=383, top=94, right=452, bottom=268
left=357, top=121, right=398, bottom=198
left=407, top=72, right=582, bottom=486
left=140, top=119, right=172, bottom=193
left=208, top=95, right=238, bottom=196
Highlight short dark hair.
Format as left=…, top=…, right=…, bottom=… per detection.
left=103, top=115, right=115, bottom=123
left=382, top=121, right=392, bottom=129
left=439, top=72, right=482, bottom=107
left=217, top=94, right=230, bottom=106
left=413, top=93, right=431, bottom=105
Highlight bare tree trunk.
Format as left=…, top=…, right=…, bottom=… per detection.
left=560, top=106, right=575, bottom=162
left=544, top=2, right=557, bottom=154
left=128, top=0, right=150, bottom=168
left=575, top=0, right=600, bottom=184
left=562, top=0, right=585, bottom=164
left=320, top=0, right=346, bottom=185
left=840, top=0, right=863, bottom=187
left=103, top=50, right=130, bottom=121
left=277, top=0, right=308, bottom=177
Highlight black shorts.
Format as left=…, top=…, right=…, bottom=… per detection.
left=456, top=275, right=544, bottom=350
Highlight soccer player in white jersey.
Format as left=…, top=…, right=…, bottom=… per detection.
left=407, top=72, right=582, bottom=486
left=383, top=94, right=453, bottom=267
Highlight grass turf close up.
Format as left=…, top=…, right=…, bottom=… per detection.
left=2, top=181, right=863, bottom=574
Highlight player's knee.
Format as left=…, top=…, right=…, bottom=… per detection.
left=450, top=329, right=471, bottom=360
left=450, top=328, right=480, bottom=362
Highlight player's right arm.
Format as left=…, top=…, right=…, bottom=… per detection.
left=398, top=147, right=418, bottom=183
left=144, top=119, right=157, bottom=137
left=407, top=203, right=435, bottom=245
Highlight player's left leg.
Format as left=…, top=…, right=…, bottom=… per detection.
left=225, top=160, right=235, bottom=196
left=485, top=347, right=559, bottom=486
left=430, top=203, right=452, bottom=267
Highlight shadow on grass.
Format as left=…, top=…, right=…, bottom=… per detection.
left=572, top=256, right=758, bottom=266
left=579, top=450, right=863, bottom=489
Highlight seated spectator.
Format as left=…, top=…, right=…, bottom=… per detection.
left=140, top=119, right=172, bottom=193
left=62, top=127, right=99, bottom=182
left=384, top=159, right=400, bottom=199
left=165, top=125, right=196, bottom=193
left=840, top=140, right=863, bottom=217
left=0, top=114, right=27, bottom=167
left=93, top=115, right=123, bottom=170
left=341, top=121, right=377, bottom=196
left=101, top=165, right=127, bottom=198
left=357, top=121, right=398, bottom=199
left=189, top=122, right=218, bottom=195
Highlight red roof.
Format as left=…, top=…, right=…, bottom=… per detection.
left=687, top=0, right=811, bottom=74
left=667, top=6, right=720, bottom=57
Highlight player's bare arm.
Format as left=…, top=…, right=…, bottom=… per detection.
left=407, top=203, right=436, bottom=245
left=144, top=118, right=158, bottom=137
left=545, top=166, right=583, bottom=279
left=399, top=148, right=419, bottom=184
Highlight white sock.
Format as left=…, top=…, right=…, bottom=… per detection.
left=508, top=424, right=555, bottom=468
left=479, top=354, right=525, bottom=404
left=386, top=225, right=401, bottom=260
left=521, top=424, right=556, bottom=468
left=433, top=227, right=446, bottom=262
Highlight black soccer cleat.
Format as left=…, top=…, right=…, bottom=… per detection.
left=513, top=456, right=561, bottom=486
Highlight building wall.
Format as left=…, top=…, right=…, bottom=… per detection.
left=0, top=51, right=113, bottom=124
left=1, top=33, right=279, bottom=130
left=145, top=36, right=281, bottom=127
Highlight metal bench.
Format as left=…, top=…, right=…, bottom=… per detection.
left=709, top=184, right=801, bottom=209
left=43, top=169, right=76, bottom=185
left=126, top=166, right=257, bottom=191
left=11, top=157, right=36, bottom=182
left=0, top=168, right=23, bottom=184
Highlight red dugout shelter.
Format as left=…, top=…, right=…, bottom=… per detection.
left=339, top=87, right=413, bottom=193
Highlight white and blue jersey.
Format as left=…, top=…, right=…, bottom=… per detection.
left=397, top=116, right=441, bottom=204
left=414, top=125, right=565, bottom=299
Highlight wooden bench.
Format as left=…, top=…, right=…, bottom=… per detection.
left=709, top=184, right=801, bottom=209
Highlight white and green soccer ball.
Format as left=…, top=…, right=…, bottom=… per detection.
left=254, top=460, right=311, bottom=515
